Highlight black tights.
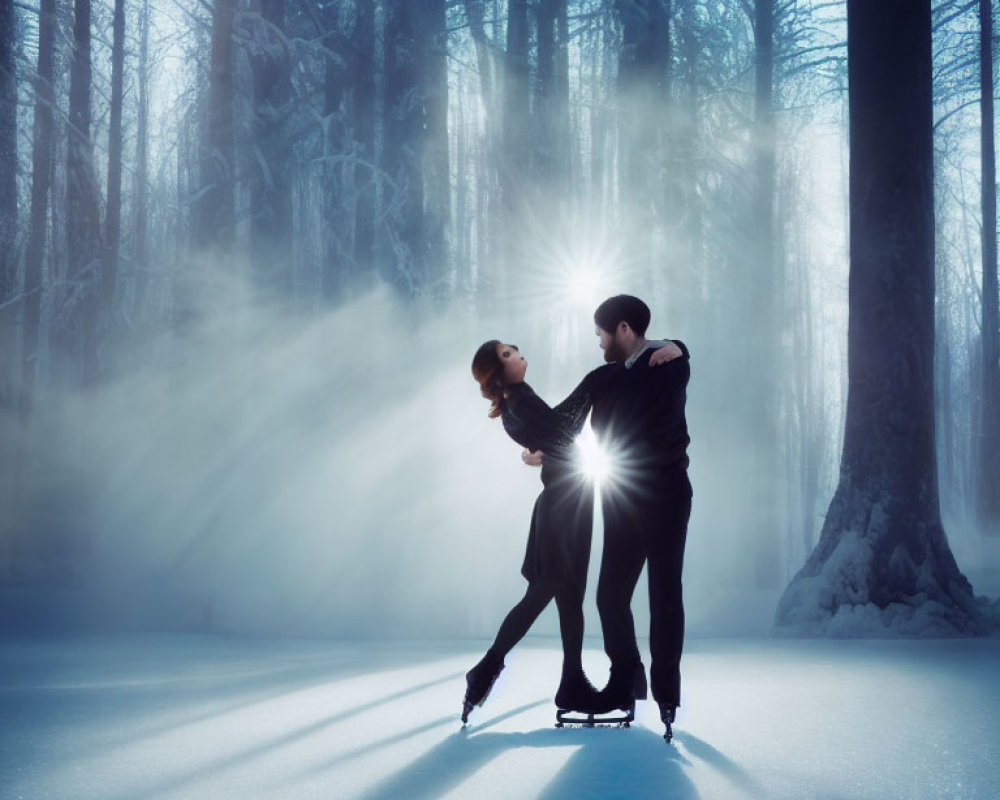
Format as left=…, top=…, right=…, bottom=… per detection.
left=490, top=580, right=586, bottom=672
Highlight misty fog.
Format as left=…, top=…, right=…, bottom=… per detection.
left=0, top=252, right=828, bottom=638
left=0, top=234, right=987, bottom=641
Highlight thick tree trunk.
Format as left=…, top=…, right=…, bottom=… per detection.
left=978, top=0, right=1000, bottom=534
left=22, top=0, right=56, bottom=398
left=65, top=0, right=103, bottom=385
left=0, top=0, right=16, bottom=306
left=775, top=0, right=982, bottom=636
left=246, top=0, right=293, bottom=292
left=104, top=0, right=126, bottom=314
left=196, top=0, right=235, bottom=249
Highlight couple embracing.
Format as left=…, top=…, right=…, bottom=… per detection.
left=463, top=295, right=692, bottom=743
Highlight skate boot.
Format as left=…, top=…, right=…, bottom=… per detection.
left=555, top=666, right=632, bottom=728
left=595, top=660, right=645, bottom=714
left=461, top=649, right=504, bottom=724
left=660, top=703, right=676, bottom=743
left=554, top=666, right=602, bottom=714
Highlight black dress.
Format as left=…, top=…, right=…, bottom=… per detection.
left=500, top=366, right=616, bottom=587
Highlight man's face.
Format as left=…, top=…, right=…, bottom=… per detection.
left=597, top=325, right=629, bottom=363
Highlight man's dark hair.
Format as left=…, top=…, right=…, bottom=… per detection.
left=594, top=295, right=651, bottom=336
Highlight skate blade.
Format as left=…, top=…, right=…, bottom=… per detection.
left=461, top=664, right=504, bottom=724
left=555, top=708, right=634, bottom=728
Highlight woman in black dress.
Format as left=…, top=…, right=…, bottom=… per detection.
left=462, top=340, right=613, bottom=722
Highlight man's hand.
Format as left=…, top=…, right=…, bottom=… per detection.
left=649, top=341, right=682, bottom=366
left=522, top=448, right=544, bottom=467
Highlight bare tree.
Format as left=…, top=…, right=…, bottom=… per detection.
left=64, top=0, right=104, bottom=384
left=245, top=0, right=294, bottom=290
left=381, top=0, right=449, bottom=298
left=105, top=0, right=126, bottom=315
left=535, top=0, right=570, bottom=182
left=196, top=0, right=236, bottom=249
left=350, top=0, right=376, bottom=289
left=132, top=0, right=150, bottom=319
left=22, top=0, right=56, bottom=397
left=0, top=0, right=16, bottom=307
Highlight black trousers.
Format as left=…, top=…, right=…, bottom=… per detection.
left=596, top=469, right=692, bottom=708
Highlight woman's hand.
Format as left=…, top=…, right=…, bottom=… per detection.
left=522, top=448, right=544, bottom=467
left=649, top=341, right=683, bottom=366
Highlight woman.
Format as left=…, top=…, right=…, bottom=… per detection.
left=462, top=340, right=617, bottom=723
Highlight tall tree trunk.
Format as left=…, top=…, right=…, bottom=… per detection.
left=495, top=0, right=529, bottom=298
left=132, top=0, right=150, bottom=320
left=382, top=0, right=448, bottom=298
left=196, top=0, right=236, bottom=249
left=246, top=0, right=293, bottom=292
left=978, top=0, right=1000, bottom=534
left=422, top=0, right=449, bottom=299
left=104, top=0, right=126, bottom=316
left=677, top=0, right=701, bottom=288
left=0, top=0, right=16, bottom=307
left=504, top=0, right=530, bottom=172
left=613, top=0, right=669, bottom=289
left=351, top=0, right=376, bottom=291
left=23, top=0, right=56, bottom=398
left=774, top=0, right=982, bottom=636
left=464, top=0, right=499, bottom=301
left=65, top=0, right=103, bottom=385
left=614, top=0, right=668, bottom=190
left=749, top=0, right=781, bottom=588
left=536, top=0, right=569, bottom=184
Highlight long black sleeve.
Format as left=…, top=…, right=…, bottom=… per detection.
left=501, top=365, right=616, bottom=455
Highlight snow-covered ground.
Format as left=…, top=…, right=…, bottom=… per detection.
left=2, top=634, right=998, bottom=800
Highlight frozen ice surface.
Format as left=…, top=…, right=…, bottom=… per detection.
left=2, top=634, right=998, bottom=800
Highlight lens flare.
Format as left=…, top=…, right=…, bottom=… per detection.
left=575, top=424, right=610, bottom=483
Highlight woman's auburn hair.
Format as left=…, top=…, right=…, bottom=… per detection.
left=472, top=339, right=505, bottom=418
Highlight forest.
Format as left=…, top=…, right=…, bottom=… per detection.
left=0, top=0, right=998, bottom=638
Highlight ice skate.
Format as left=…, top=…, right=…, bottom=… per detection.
left=660, top=703, right=676, bottom=743
left=554, top=666, right=620, bottom=727
left=461, top=649, right=504, bottom=724
left=555, top=664, right=636, bottom=728
left=555, top=704, right=635, bottom=729
left=554, top=665, right=601, bottom=710
left=591, top=660, right=644, bottom=715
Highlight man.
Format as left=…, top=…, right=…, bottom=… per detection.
left=589, top=294, right=692, bottom=742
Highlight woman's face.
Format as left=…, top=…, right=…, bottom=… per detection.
left=496, top=342, right=527, bottom=385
